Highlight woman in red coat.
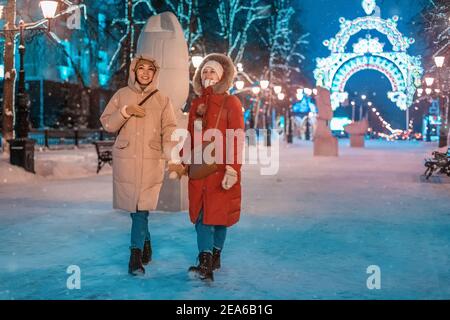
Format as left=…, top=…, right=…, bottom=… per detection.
left=176, top=53, right=244, bottom=281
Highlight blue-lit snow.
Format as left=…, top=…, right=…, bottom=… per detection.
left=0, top=140, right=449, bottom=299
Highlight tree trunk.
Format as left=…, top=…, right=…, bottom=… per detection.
left=1, top=0, right=17, bottom=154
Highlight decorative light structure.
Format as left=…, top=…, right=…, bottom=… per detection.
left=314, top=0, right=423, bottom=111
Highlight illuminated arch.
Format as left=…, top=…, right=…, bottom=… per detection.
left=324, top=15, right=414, bottom=53
left=314, top=0, right=423, bottom=111
left=332, top=55, right=404, bottom=93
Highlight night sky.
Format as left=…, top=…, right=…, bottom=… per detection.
left=297, top=0, right=429, bottom=130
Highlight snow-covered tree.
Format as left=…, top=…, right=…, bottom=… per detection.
left=216, top=0, right=271, bottom=64
left=166, top=0, right=204, bottom=52
left=419, top=0, right=450, bottom=69
left=263, top=0, right=309, bottom=86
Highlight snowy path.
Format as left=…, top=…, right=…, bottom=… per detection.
left=0, top=140, right=449, bottom=299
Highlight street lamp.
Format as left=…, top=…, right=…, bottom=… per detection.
left=252, top=86, right=261, bottom=95
left=361, top=94, right=367, bottom=100
left=279, top=93, right=292, bottom=143
left=433, top=55, right=448, bottom=148
left=274, top=85, right=282, bottom=95
left=192, top=55, right=203, bottom=68
left=260, top=80, right=269, bottom=90
left=39, top=1, right=58, bottom=19
left=2, top=0, right=68, bottom=173
left=434, top=56, right=445, bottom=68
left=259, top=80, right=272, bottom=147
left=425, top=77, right=434, bottom=87
left=235, top=80, right=245, bottom=90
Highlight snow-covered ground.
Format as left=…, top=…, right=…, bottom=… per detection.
left=0, top=139, right=449, bottom=299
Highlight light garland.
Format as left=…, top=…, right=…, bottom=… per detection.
left=314, top=0, right=423, bottom=111
left=369, top=106, right=406, bottom=139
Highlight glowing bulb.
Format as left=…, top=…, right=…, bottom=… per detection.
left=192, top=55, right=203, bottom=68
left=235, top=80, right=245, bottom=90
left=274, top=86, right=282, bottom=94
left=40, top=1, right=58, bottom=19
left=425, top=77, right=434, bottom=87
left=260, top=80, right=269, bottom=90
left=434, top=56, right=445, bottom=68
left=252, top=86, right=261, bottom=94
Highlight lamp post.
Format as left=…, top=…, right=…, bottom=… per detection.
left=434, top=56, right=448, bottom=148
left=1, top=0, right=58, bottom=173
left=259, top=80, right=271, bottom=147
left=351, top=101, right=356, bottom=121
left=278, top=92, right=292, bottom=143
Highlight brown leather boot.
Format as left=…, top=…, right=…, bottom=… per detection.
left=212, top=248, right=221, bottom=271
left=128, top=248, right=145, bottom=276
left=142, top=240, right=152, bottom=265
left=188, top=252, right=214, bottom=281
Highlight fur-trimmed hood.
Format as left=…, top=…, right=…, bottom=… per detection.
left=128, top=53, right=160, bottom=93
left=192, top=53, right=236, bottom=96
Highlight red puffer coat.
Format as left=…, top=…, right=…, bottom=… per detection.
left=187, top=53, right=244, bottom=227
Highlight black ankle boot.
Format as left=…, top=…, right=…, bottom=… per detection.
left=188, top=252, right=214, bottom=281
left=128, top=248, right=145, bottom=276
left=212, top=248, right=221, bottom=271
left=142, top=240, right=152, bottom=265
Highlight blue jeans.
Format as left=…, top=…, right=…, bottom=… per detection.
left=195, top=208, right=227, bottom=254
left=130, top=211, right=150, bottom=250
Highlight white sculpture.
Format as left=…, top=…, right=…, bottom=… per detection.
left=136, top=11, right=189, bottom=112
left=136, top=12, right=190, bottom=212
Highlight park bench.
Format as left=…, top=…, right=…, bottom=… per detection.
left=93, top=140, right=115, bottom=173
left=423, top=149, right=450, bottom=180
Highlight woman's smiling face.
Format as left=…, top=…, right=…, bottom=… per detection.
left=202, top=67, right=220, bottom=82
left=136, top=64, right=155, bottom=86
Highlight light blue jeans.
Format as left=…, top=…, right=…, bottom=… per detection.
left=195, top=208, right=227, bottom=254
left=130, top=211, right=150, bottom=250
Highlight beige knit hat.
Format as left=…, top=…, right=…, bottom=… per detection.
left=201, top=60, right=224, bottom=80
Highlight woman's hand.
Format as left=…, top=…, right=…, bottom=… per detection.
left=222, top=165, right=238, bottom=190
left=168, top=161, right=187, bottom=179
left=125, top=104, right=146, bottom=118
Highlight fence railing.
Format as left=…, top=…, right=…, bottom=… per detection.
left=26, top=129, right=116, bottom=149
